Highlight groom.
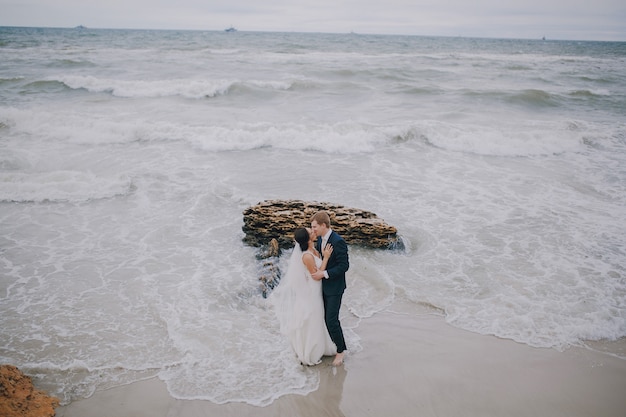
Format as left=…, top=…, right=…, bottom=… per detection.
left=311, top=210, right=349, bottom=366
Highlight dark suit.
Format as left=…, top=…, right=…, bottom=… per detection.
left=317, top=230, right=349, bottom=353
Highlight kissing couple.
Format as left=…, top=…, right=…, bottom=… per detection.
left=272, top=210, right=349, bottom=366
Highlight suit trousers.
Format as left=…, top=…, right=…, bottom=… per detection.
left=323, top=292, right=346, bottom=353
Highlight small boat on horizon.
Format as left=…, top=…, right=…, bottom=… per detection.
left=224, top=27, right=237, bottom=32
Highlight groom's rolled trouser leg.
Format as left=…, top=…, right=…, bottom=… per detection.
left=324, top=293, right=347, bottom=353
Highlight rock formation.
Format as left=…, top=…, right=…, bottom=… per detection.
left=0, top=365, right=59, bottom=417
left=243, top=200, right=401, bottom=250
left=256, top=238, right=282, bottom=296
left=242, top=200, right=403, bottom=296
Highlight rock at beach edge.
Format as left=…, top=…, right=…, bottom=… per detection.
left=0, top=365, right=60, bottom=417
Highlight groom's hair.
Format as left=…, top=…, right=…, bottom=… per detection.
left=294, top=228, right=310, bottom=251
left=311, top=211, right=331, bottom=228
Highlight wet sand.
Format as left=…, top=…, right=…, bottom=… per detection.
left=56, top=303, right=626, bottom=417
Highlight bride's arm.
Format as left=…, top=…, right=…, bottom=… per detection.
left=303, top=246, right=334, bottom=280
left=319, top=244, right=334, bottom=271
left=302, top=252, right=318, bottom=275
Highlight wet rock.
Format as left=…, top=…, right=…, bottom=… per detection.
left=243, top=200, right=402, bottom=250
left=257, top=238, right=281, bottom=298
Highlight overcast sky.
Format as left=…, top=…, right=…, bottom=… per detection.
left=1, top=0, right=624, bottom=41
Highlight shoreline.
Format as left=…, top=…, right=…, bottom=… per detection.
left=56, top=302, right=626, bottom=417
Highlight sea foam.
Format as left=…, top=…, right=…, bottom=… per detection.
left=0, top=171, right=133, bottom=202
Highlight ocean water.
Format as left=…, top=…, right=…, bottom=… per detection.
left=1, top=27, right=625, bottom=405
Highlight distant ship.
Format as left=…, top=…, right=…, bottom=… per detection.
left=224, top=27, right=237, bottom=32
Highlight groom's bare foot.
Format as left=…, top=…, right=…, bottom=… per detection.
left=332, top=351, right=345, bottom=366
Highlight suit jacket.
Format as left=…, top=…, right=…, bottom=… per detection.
left=316, top=230, right=349, bottom=296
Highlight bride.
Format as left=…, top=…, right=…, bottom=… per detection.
left=272, top=227, right=337, bottom=365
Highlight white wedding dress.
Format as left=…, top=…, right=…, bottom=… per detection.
left=272, top=246, right=337, bottom=365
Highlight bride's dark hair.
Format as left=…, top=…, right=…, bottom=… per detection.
left=294, top=228, right=309, bottom=252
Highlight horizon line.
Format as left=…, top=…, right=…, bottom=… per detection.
left=1, top=24, right=624, bottom=43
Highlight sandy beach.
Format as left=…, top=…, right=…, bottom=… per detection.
left=56, top=301, right=626, bottom=417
